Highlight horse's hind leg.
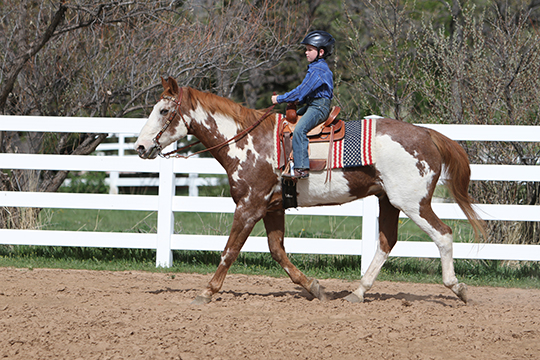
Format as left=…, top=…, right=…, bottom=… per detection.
left=345, top=194, right=400, bottom=303
left=263, top=210, right=327, bottom=301
left=407, top=204, right=468, bottom=303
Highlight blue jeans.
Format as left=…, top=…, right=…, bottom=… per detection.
left=292, top=98, right=331, bottom=169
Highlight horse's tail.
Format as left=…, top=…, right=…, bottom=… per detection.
left=427, top=128, right=487, bottom=240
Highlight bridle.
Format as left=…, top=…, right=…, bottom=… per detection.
left=152, top=87, right=275, bottom=159
left=152, top=87, right=194, bottom=158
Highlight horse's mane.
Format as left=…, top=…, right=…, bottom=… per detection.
left=162, top=86, right=274, bottom=131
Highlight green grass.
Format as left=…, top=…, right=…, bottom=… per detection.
left=38, top=208, right=474, bottom=241
left=1, top=208, right=538, bottom=289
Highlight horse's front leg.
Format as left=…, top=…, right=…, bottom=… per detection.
left=191, top=203, right=262, bottom=305
left=263, top=210, right=327, bottom=301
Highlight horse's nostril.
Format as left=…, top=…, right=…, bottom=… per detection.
left=137, top=145, right=145, bottom=153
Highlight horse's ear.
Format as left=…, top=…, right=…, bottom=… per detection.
left=168, top=77, right=179, bottom=95
left=161, top=77, right=168, bottom=89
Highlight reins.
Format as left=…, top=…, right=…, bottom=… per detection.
left=153, top=88, right=275, bottom=159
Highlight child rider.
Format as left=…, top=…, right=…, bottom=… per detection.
left=272, top=30, right=335, bottom=179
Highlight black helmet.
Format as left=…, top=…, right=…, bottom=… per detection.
left=300, top=30, right=335, bottom=58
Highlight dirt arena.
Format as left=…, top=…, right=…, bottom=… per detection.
left=1, top=267, right=539, bottom=359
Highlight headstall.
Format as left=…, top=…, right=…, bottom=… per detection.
left=152, top=87, right=195, bottom=158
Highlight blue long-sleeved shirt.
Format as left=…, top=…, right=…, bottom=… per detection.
left=276, top=59, right=333, bottom=104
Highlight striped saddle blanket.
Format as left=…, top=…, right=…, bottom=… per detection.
left=275, top=116, right=377, bottom=170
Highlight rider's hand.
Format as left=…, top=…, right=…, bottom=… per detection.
left=271, top=95, right=278, bottom=105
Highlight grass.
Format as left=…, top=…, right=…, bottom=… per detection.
left=1, top=208, right=538, bottom=289
left=37, top=207, right=472, bottom=241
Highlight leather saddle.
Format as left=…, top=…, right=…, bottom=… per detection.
left=279, top=104, right=344, bottom=178
left=281, top=104, right=344, bottom=142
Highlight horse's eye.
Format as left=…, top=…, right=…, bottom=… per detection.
left=160, top=109, right=169, bottom=115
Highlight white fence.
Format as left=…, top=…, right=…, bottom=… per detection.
left=1, top=115, right=540, bottom=274
left=95, top=134, right=224, bottom=196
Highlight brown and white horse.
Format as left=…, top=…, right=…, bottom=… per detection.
left=135, top=77, right=485, bottom=305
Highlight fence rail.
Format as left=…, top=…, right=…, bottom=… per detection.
left=1, top=115, right=539, bottom=274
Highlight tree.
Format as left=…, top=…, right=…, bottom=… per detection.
left=0, top=0, right=303, bottom=229
left=341, top=0, right=421, bottom=121
left=341, top=0, right=540, bottom=244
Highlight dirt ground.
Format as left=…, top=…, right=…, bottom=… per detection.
left=1, top=268, right=539, bottom=359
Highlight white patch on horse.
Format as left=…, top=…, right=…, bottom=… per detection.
left=196, top=108, right=259, bottom=182
left=265, top=154, right=275, bottom=167
left=220, top=249, right=232, bottom=267
left=263, top=191, right=273, bottom=202
left=136, top=99, right=184, bottom=150
left=296, top=170, right=355, bottom=207
left=240, top=193, right=251, bottom=205
left=374, top=134, right=436, bottom=215
left=230, top=135, right=259, bottom=182
left=189, top=104, right=208, bottom=124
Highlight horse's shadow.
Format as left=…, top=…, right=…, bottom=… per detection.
left=148, top=286, right=458, bottom=306
left=147, top=287, right=307, bottom=300
left=363, top=291, right=458, bottom=306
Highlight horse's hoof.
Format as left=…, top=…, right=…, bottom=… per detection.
left=309, top=279, right=328, bottom=301
left=191, top=295, right=212, bottom=305
left=451, top=283, right=468, bottom=304
left=344, top=292, right=363, bottom=303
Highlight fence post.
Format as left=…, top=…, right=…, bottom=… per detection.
left=108, top=133, right=125, bottom=194
left=155, top=154, right=175, bottom=267
left=361, top=195, right=379, bottom=275
left=188, top=173, right=199, bottom=197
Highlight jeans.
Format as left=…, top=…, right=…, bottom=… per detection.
left=292, top=98, right=331, bottom=169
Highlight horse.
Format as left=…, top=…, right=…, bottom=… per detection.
left=135, top=77, right=485, bottom=305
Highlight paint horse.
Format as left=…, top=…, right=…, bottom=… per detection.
left=135, top=77, right=485, bottom=305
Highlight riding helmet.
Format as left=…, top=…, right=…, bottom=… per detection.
left=300, top=30, right=335, bottom=58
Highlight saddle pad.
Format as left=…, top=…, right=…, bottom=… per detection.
left=273, top=115, right=376, bottom=170
left=332, top=118, right=376, bottom=168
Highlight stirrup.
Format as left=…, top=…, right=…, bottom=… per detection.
left=282, top=168, right=309, bottom=179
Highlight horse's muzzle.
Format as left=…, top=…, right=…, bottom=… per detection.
left=137, top=145, right=159, bottom=159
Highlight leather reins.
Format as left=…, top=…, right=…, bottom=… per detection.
left=153, top=88, right=274, bottom=159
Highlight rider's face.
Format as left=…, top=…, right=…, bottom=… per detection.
left=305, top=45, right=323, bottom=62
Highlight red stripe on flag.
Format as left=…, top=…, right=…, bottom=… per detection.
left=335, top=138, right=343, bottom=168
left=366, top=118, right=373, bottom=164
left=361, top=118, right=367, bottom=165
left=332, top=140, right=336, bottom=168
left=340, top=137, right=344, bottom=167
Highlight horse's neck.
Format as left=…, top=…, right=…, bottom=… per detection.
left=190, top=108, right=276, bottom=172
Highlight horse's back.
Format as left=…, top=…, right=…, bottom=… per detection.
left=374, top=118, right=442, bottom=164
left=296, top=118, right=443, bottom=209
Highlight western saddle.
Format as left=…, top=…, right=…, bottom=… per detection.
left=279, top=103, right=344, bottom=178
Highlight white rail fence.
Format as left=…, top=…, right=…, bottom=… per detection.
left=1, top=115, right=540, bottom=274
left=94, top=134, right=223, bottom=196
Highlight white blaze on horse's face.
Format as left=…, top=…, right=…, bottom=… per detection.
left=134, top=99, right=189, bottom=159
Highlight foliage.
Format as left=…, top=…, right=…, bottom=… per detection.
left=338, top=0, right=540, bottom=245
left=2, top=0, right=540, bottom=246
left=414, top=2, right=540, bottom=244
left=342, top=0, right=420, bottom=120
left=0, top=0, right=304, bottom=228
left=59, top=172, right=109, bottom=194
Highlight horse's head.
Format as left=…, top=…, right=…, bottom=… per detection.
left=135, top=77, right=191, bottom=159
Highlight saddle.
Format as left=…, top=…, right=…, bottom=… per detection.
left=279, top=104, right=344, bottom=180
